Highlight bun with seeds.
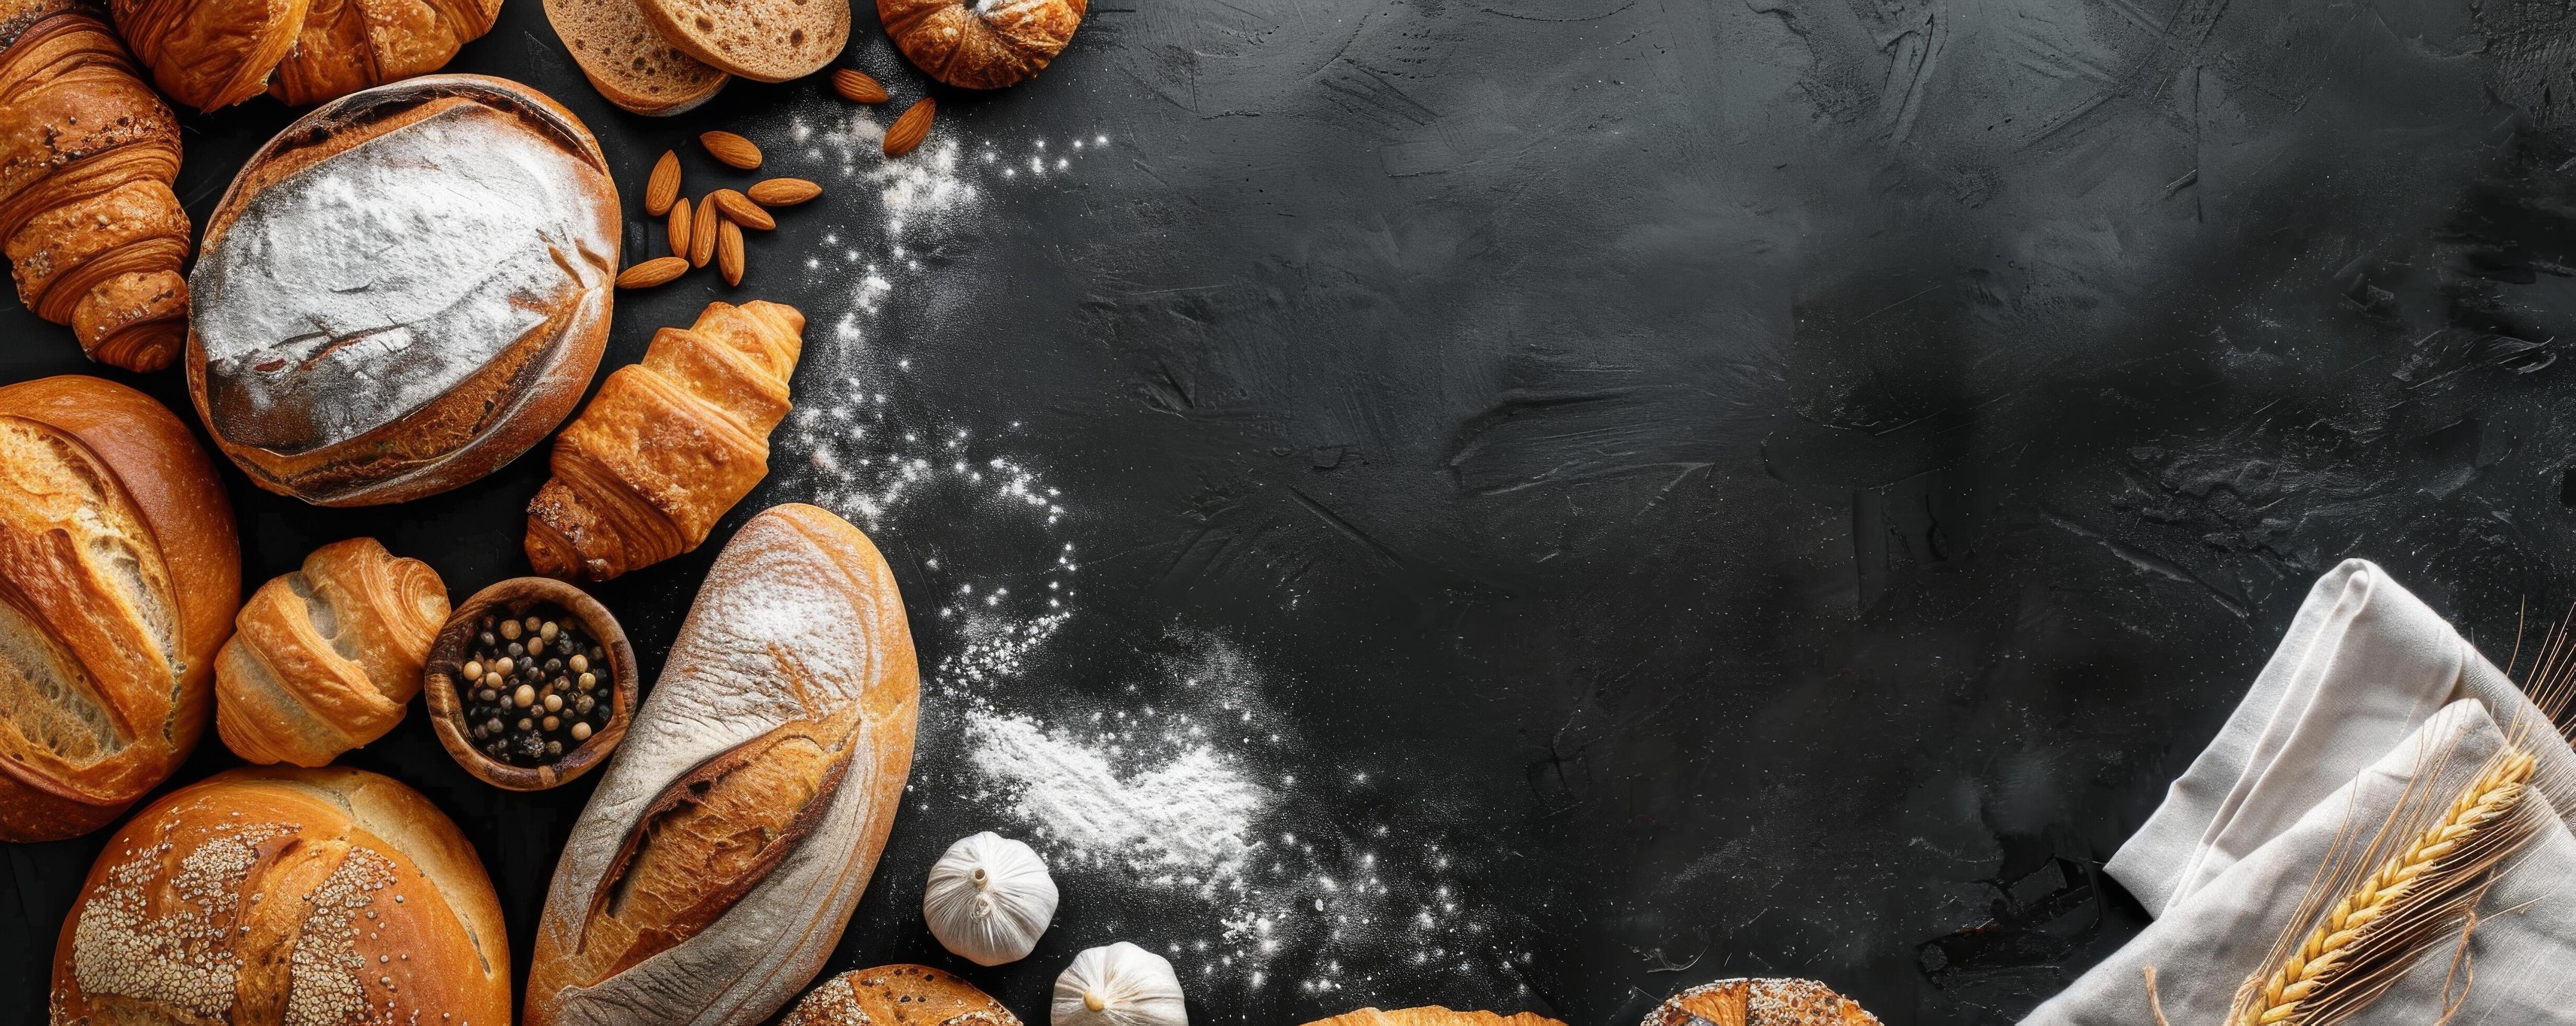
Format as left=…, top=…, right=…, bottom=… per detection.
left=48, top=765, right=511, bottom=1025
left=1307, top=1010, right=1564, bottom=1026
left=781, top=964, right=1020, bottom=1026
left=1644, top=979, right=1881, bottom=1026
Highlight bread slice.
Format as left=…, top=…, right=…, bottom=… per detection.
left=635, top=0, right=844, bottom=83
left=543, top=0, right=727, bottom=115
left=1307, top=1008, right=1566, bottom=1026
left=781, top=965, right=1021, bottom=1026
left=1644, top=979, right=1882, bottom=1026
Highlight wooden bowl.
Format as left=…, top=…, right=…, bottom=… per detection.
left=423, top=577, right=637, bottom=790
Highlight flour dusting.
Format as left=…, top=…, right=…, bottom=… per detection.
left=965, top=711, right=1270, bottom=883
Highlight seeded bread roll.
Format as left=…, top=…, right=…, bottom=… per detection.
left=1308, top=1010, right=1564, bottom=1026
left=1645, top=980, right=1882, bottom=1026
left=187, top=74, right=619, bottom=507
left=216, top=537, right=451, bottom=767
left=781, top=965, right=1020, bottom=1026
left=526, top=503, right=919, bottom=1026
left=49, top=765, right=511, bottom=1025
left=0, top=375, right=241, bottom=842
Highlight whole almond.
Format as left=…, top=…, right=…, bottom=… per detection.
left=716, top=220, right=745, bottom=287
left=883, top=98, right=934, bottom=158
left=708, top=189, right=776, bottom=231
left=644, top=150, right=681, bottom=216
left=833, top=68, right=889, bottom=104
left=700, top=131, right=762, bottom=170
left=617, top=256, right=688, bottom=289
left=667, top=196, right=693, bottom=258
left=689, top=193, right=718, bottom=267
left=746, top=178, right=822, bottom=207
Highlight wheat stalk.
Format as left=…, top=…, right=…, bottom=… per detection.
left=2226, top=748, right=2538, bottom=1026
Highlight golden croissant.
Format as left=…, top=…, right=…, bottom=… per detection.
left=216, top=537, right=451, bottom=766
left=0, top=0, right=192, bottom=372
left=526, top=300, right=805, bottom=581
left=108, top=0, right=500, bottom=111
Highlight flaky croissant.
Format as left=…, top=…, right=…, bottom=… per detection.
left=216, top=537, right=450, bottom=766
left=109, top=0, right=498, bottom=110
left=0, top=0, right=192, bottom=372
left=526, top=300, right=804, bottom=582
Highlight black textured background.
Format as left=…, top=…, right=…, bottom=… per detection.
left=11, top=0, right=2576, bottom=1023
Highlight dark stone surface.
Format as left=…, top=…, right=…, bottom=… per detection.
left=8, top=1, right=2576, bottom=1023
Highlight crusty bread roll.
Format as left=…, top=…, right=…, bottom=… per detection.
left=1309, top=1009, right=1563, bottom=1026
left=781, top=965, right=1019, bottom=1026
left=216, top=537, right=450, bottom=767
left=1644, top=979, right=1882, bottom=1026
left=0, top=375, right=240, bottom=842
left=50, top=765, right=511, bottom=1025
left=526, top=503, right=919, bottom=1026
left=187, top=74, right=620, bottom=507
left=525, top=299, right=805, bottom=582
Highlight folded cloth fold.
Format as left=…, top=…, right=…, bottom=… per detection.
left=2022, top=559, right=2576, bottom=1024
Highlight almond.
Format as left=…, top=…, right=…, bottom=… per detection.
left=716, top=219, right=745, bottom=287
left=832, top=68, right=890, bottom=104
left=667, top=196, right=693, bottom=259
left=883, top=98, right=934, bottom=158
left=708, top=189, right=776, bottom=231
left=644, top=150, right=681, bottom=216
left=746, top=177, right=822, bottom=207
left=689, top=193, right=718, bottom=267
left=617, top=256, right=688, bottom=289
left=700, top=130, right=762, bottom=170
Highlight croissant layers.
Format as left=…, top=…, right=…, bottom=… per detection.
left=110, top=0, right=500, bottom=111
left=0, top=0, right=193, bottom=372
left=217, top=537, right=450, bottom=767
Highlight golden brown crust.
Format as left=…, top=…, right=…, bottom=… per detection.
left=48, top=765, right=511, bottom=1025
left=215, top=537, right=449, bottom=766
left=267, top=0, right=500, bottom=105
left=188, top=74, right=620, bottom=507
left=879, top=0, right=1086, bottom=90
left=1308, top=1008, right=1566, bottom=1026
left=0, top=376, right=239, bottom=842
left=0, top=1, right=192, bottom=371
left=526, top=299, right=804, bottom=581
left=782, top=964, right=1021, bottom=1026
left=109, top=0, right=308, bottom=109
left=1644, top=980, right=1882, bottom=1026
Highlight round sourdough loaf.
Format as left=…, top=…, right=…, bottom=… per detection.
left=49, top=765, right=512, bottom=1025
left=0, top=375, right=241, bottom=842
left=187, top=74, right=620, bottom=507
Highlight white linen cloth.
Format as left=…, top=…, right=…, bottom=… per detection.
left=2021, top=560, right=2576, bottom=1024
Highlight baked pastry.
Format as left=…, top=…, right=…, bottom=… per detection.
left=267, top=0, right=503, bottom=105
left=50, top=765, right=511, bottom=1025
left=526, top=503, right=918, bottom=1026
left=638, top=0, right=840, bottom=82
left=1309, top=1010, right=1562, bottom=1026
left=188, top=74, right=620, bottom=507
left=109, top=0, right=306, bottom=110
left=880, top=0, right=1086, bottom=90
left=0, top=0, right=193, bottom=372
left=216, top=537, right=449, bottom=767
left=544, top=0, right=725, bottom=115
left=0, top=376, right=240, bottom=842
left=782, top=965, right=1019, bottom=1026
left=1644, top=980, right=1882, bottom=1026
left=524, top=300, right=804, bottom=581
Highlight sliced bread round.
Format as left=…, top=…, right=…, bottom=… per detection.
left=634, top=0, right=846, bottom=83
left=544, top=0, right=729, bottom=115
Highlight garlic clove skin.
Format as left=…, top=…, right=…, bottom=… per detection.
left=1051, top=942, right=1187, bottom=1026
left=925, top=831, right=1061, bottom=966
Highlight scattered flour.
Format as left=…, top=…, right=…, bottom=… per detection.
left=965, top=711, right=1270, bottom=884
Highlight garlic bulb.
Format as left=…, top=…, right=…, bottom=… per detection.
left=1052, top=942, right=1187, bottom=1026
left=924, top=831, right=1060, bottom=965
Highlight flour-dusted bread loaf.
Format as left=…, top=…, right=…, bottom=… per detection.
left=187, top=74, right=620, bottom=507
left=0, top=376, right=240, bottom=843
left=216, top=537, right=450, bottom=767
left=544, top=0, right=725, bottom=115
left=880, top=0, right=1085, bottom=90
left=1308, top=1009, right=1563, bottom=1026
left=525, top=300, right=805, bottom=582
left=526, top=503, right=919, bottom=1026
left=782, top=965, right=1020, bottom=1026
left=636, top=0, right=841, bottom=83
left=50, top=765, right=511, bottom=1025
left=1645, top=980, right=1882, bottom=1026
left=268, top=0, right=504, bottom=105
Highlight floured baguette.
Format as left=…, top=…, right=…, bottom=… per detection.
left=781, top=965, right=1021, bottom=1026
left=526, top=503, right=919, bottom=1026
left=1644, top=979, right=1882, bottom=1026
left=543, top=0, right=726, bottom=115
left=1307, top=1008, right=1565, bottom=1026
left=636, top=0, right=842, bottom=83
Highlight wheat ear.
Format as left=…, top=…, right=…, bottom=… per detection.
left=2230, top=748, right=2537, bottom=1026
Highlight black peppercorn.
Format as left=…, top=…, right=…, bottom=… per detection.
left=455, top=603, right=610, bottom=768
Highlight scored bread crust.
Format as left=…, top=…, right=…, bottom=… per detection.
left=1645, top=979, right=1883, bottom=1026
left=780, top=965, right=1021, bottom=1026
left=526, top=503, right=920, bottom=1026
left=543, top=0, right=725, bottom=115
left=1306, top=1007, right=1567, bottom=1026
left=0, top=375, right=240, bottom=842
left=635, top=0, right=843, bottom=83
left=48, top=765, right=511, bottom=1025
left=187, top=74, right=619, bottom=507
